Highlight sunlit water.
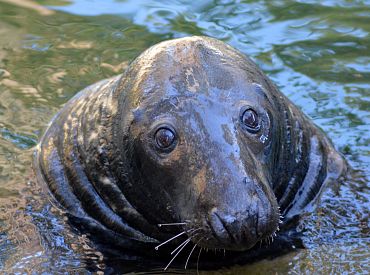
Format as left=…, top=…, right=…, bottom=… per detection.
left=0, top=0, right=369, bottom=274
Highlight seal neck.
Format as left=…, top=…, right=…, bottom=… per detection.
left=271, top=100, right=329, bottom=220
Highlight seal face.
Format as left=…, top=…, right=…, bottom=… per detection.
left=35, top=36, right=346, bottom=257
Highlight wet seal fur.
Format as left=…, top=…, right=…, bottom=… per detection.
left=34, top=36, right=346, bottom=268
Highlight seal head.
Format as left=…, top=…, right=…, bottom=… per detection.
left=116, top=37, right=282, bottom=251
left=35, top=36, right=346, bottom=255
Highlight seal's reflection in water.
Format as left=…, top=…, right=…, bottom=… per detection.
left=34, top=36, right=346, bottom=271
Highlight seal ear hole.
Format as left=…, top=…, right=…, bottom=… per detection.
left=240, top=106, right=261, bottom=133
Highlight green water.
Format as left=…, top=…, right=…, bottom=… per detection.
left=0, top=0, right=369, bottom=273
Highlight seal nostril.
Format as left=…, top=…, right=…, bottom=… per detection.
left=205, top=218, right=222, bottom=244
left=214, top=212, right=237, bottom=244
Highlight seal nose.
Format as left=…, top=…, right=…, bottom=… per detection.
left=204, top=176, right=279, bottom=251
left=208, top=209, right=260, bottom=251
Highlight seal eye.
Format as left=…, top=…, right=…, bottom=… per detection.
left=241, top=108, right=260, bottom=132
left=155, top=127, right=176, bottom=149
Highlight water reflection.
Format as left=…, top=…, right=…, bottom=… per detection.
left=0, top=0, right=369, bottom=273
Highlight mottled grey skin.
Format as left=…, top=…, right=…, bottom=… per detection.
left=35, top=36, right=346, bottom=257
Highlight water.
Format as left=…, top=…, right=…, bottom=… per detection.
left=0, top=0, right=369, bottom=273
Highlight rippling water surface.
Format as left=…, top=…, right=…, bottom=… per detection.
left=0, top=0, right=369, bottom=273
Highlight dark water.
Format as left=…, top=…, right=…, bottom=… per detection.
left=0, top=0, right=369, bottom=273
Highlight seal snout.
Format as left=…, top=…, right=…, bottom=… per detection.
left=203, top=205, right=276, bottom=251
left=193, top=176, right=280, bottom=251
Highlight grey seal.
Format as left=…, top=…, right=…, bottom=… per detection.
left=34, top=36, right=346, bottom=266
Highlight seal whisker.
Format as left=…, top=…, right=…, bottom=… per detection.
left=158, top=222, right=187, bottom=227
left=163, top=238, right=191, bottom=270
left=170, top=229, right=201, bottom=255
left=171, top=237, right=192, bottom=255
left=196, top=247, right=203, bottom=275
left=184, top=236, right=205, bottom=269
left=154, top=231, right=186, bottom=250
left=155, top=228, right=200, bottom=251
